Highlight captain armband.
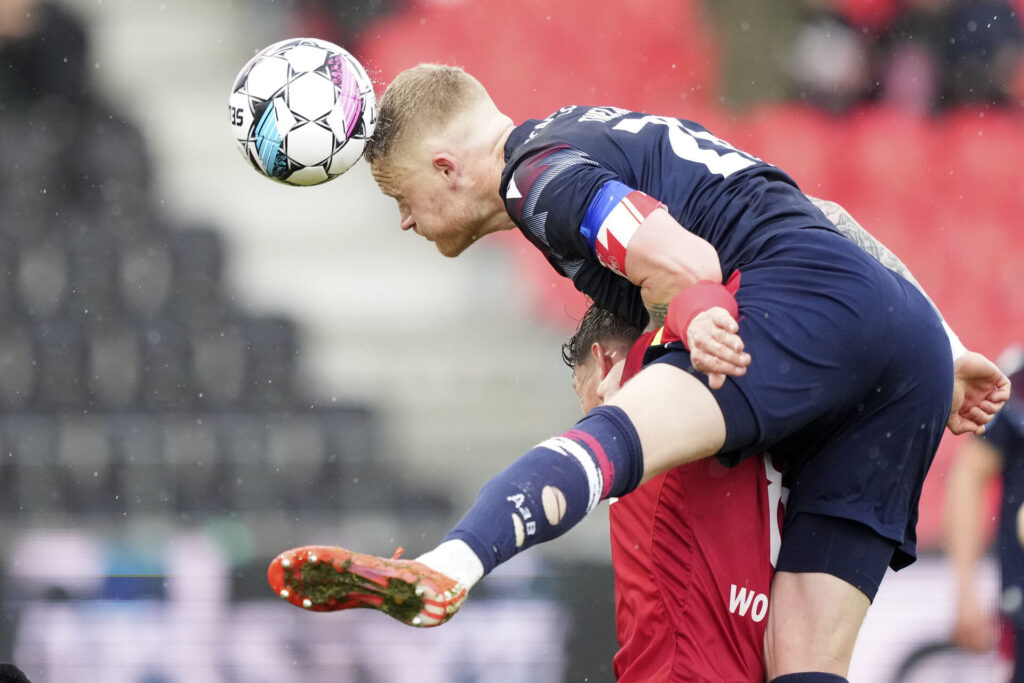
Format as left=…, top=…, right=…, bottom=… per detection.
left=579, top=180, right=666, bottom=277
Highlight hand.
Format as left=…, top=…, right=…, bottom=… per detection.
left=686, top=307, right=751, bottom=390
left=948, top=351, right=1012, bottom=435
left=952, top=591, right=996, bottom=652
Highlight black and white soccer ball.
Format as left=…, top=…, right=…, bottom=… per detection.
left=229, top=38, right=377, bottom=186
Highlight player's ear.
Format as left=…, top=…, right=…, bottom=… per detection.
left=432, top=153, right=460, bottom=187
left=592, top=342, right=617, bottom=379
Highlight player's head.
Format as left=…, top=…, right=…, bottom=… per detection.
left=366, top=64, right=514, bottom=257
left=364, top=64, right=492, bottom=167
left=563, top=304, right=643, bottom=414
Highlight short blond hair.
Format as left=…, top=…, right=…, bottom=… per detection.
left=363, top=64, right=488, bottom=165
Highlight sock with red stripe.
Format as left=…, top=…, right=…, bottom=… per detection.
left=442, top=405, right=643, bottom=575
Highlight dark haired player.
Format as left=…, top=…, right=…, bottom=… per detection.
left=274, top=65, right=1010, bottom=682
left=564, top=304, right=786, bottom=682
left=270, top=303, right=785, bottom=681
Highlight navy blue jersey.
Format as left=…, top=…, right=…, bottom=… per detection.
left=500, top=105, right=953, bottom=573
left=500, top=106, right=836, bottom=327
left=980, top=385, right=1024, bottom=628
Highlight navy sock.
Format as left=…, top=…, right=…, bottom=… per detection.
left=443, top=405, right=643, bottom=575
left=770, top=674, right=848, bottom=683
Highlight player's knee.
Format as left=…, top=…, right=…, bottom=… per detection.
left=562, top=405, right=644, bottom=498
left=765, top=569, right=871, bottom=678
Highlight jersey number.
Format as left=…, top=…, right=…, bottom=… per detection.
left=614, top=115, right=757, bottom=178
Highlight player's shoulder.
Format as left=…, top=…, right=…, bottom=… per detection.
left=506, top=106, right=638, bottom=156
left=502, top=106, right=647, bottom=197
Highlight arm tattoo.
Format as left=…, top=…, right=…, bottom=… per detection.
left=808, top=196, right=941, bottom=317
left=646, top=303, right=668, bottom=331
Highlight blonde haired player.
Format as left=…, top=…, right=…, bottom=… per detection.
left=274, top=65, right=1009, bottom=683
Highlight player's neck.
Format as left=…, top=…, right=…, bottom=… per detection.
left=493, top=122, right=515, bottom=162
left=473, top=123, right=518, bottom=236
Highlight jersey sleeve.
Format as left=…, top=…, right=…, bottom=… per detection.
left=504, top=144, right=666, bottom=273
left=503, top=144, right=614, bottom=261
left=502, top=144, right=660, bottom=327
left=574, top=260, right=650, bottom=329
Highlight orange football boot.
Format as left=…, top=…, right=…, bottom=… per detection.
left=267, top=545, right=467, bottom=627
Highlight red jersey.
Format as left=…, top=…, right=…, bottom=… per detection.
left=610, top=330, right=787, bottom=682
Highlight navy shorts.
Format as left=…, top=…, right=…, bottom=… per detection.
left=643, top=227, right=953, bottom=572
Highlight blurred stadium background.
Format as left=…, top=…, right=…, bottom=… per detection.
left=0, top=0, right=1021, bottom=680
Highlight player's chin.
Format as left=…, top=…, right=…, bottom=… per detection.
left=435, top=236, right=475, bottom=258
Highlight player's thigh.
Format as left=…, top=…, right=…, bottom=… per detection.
left=764, top=570, right=871, bottom=678
left=605, top=362, right=726, bottom=482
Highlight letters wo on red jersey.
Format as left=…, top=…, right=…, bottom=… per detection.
left=609, top=336, right=786, bottom=682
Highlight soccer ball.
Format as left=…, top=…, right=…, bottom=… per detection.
left=229, top=38, right=376, bottom=186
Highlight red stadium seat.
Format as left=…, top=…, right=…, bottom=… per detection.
left=740, top=102, right=842, bottom=197
left=936, top=107, right=1024, bottom=224
left=358, top=0, right=719, bottom=123
left=840, top=105, right=937, bottom=222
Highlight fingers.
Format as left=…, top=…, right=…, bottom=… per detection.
left=693, top=353, right=749, bottom=379
left=991, top=383, right=1012, bottom=403
left=967, top=406, right=991, bottom=424
left=946, top=415, right=984, bottom=436
left=977, top=400, right=1002, bottom=415
left=706, top=307, right=739, bottom=334
left=687, top=307, right=750, bottom=388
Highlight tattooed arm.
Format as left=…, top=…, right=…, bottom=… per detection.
left=809, top=195, right=965, bottom=355
left=645, top=303, right=668, bottom=330
left=809, top=196, right=940, bottom=315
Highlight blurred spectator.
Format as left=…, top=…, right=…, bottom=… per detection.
left=878, top=0, right=950, bottom=113
left=0, top=0, right=89, bottom=108
left=941, top=0, right=1023, bottom=107
left=785, top=1, right=881, bottom=112
left=879, top=0, right=1023, bottom=112
left=945, top=344, right=1024, bottom=680
left=710, top=0, right=1024, bottom=113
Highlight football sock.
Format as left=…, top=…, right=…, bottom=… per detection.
left=441, top=405, right=643, bottom=576
left=415, top=539, right=485, bottom=589
left=769, top=674, right=849, bottom=683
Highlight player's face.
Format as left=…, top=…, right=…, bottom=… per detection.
left=372, top=160, right=483, bottom=257
left=572, top=356, right=603, bottom=414
left=572, top=342, right=629, bottom=414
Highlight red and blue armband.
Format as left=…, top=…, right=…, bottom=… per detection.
left=666, top=270, right=742, bottom=349
left=579, top=180, right=666, bottom=277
